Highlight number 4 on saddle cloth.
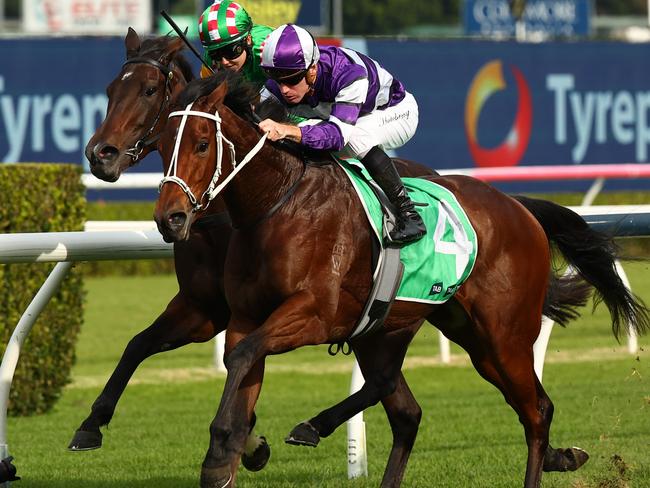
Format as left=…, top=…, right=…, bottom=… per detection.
left=338, top=158, right=478, bottom=339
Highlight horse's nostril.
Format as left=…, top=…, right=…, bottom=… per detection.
left=168, top=213, right=187, bottom=230
left=96, top=145, right=119, bottom=163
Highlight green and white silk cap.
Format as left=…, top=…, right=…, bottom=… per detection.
left=198, top=1, right=253, bottom=52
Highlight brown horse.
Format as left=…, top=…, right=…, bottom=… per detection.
left=153, top=72, right=649, bottom=488
left=72, top=28, right=437, bottom=470
left=72, top=28, right=264, bottom=463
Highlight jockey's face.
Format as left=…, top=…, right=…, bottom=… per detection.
left=277, top=65, right=317, bottom=104
left=210, top=36, right=250, bottom=72
left=218, top=49, right=247, bottom=71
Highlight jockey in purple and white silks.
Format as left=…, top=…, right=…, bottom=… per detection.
left=257, top=23, right=426, bottom=246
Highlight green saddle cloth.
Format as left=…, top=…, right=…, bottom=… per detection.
left=338, top=159, right=478, bottom=304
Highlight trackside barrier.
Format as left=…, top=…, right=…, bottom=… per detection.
left=0, top=228, right=171, bottom=487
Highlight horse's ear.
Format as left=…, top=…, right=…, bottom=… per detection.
left=208, top=81, right=229, bottom=106
left=158, top=37, right=185, bottom=66
left=125, top=27, right=141, bottom=59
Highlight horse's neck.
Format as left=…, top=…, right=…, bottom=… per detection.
left=222, top=117, right=304, bottom=228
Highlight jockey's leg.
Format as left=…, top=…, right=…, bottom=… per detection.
left=361, top=145, right=426, bottom=245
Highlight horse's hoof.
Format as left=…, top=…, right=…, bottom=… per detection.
left=68, top=430, right=103, bottom=451
left=200, top=466, right=232, bottom=488
left=285, top=421, right=320, bottom=447
left=241, top=436, right=270, bottom=471
left=543, top=446, right=589, bottom=472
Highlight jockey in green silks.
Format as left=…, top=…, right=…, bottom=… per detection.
left=198, top=1, right=272, bottom=88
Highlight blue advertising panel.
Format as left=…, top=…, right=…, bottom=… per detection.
left=0, top=36, right=198, bottom=200
left=464, top=0, right=591, bottom=38
left=2, top=36, right=650, bottom=197
left=0, top=37, right=120, bottom=165
left=361, top=38, right=650, bottom=191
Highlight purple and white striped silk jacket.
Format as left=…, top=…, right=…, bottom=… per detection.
left=262, top=45, right=407, bottom=152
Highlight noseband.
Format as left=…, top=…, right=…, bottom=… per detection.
left=159, top=102, right=268, bottom=212
left=121, top=57, right=175, bottom=162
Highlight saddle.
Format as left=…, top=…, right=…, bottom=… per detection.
left=336, top=158, right=479, bottom=340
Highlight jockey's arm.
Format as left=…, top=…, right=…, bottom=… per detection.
left=298, top=76, right=367, bottom=151
left=258, top=119, right=302, bottom=143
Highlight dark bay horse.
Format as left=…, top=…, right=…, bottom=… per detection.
left=72, top=28, right=263, bottom=463
left=153, top=72, right=649, bottom=488
left=73, top=28, right=437, bottom=470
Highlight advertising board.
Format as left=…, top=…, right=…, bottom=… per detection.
left=463, top=0, right=591, bottom=38
left=2, top=37, right=649, bottom=195
left=22, top=0, right=152, bottom=35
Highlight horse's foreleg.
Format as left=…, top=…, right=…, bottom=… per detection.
left=69, top=293, right=218, bottom=451
left=201, top=291, right=329, bottom=488
left=202, top=357, right=266, bottom=488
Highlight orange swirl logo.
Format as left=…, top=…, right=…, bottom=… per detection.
left=465, top=60, right=532, bottom=167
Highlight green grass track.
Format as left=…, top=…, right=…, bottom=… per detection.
left=7, top=262, right=650, bottom=487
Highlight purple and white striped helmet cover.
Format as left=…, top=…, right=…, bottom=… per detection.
left=261, top=24, right=320, bottom=71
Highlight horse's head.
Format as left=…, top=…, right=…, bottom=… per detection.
left=154, top=72, right=261, bottom=242
left=86, top=28, right=193, bottom=182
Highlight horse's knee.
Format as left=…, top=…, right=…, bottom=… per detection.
left=372, top=374, right=398, bottom=399
left=124, top=326, right=165, bottom=358
left=390, top=405, right=421, bottom=441
left=223, top=340, right=255, bottom=370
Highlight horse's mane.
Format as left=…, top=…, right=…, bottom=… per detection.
left=175, top=70, right=259, bottom=119
left=139, top=36, right=195, bottom=82
left=255, top=97, right=290, bottom=123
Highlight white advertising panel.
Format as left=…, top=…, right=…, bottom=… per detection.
left=23, top=0, right=152, bottom=35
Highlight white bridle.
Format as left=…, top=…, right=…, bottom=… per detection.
left=159, top=101, right=268, bottom=212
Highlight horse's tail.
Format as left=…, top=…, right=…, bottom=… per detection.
left=514, top=195, right=650, bottom=340
left=543, top=272, right=592, bottom=327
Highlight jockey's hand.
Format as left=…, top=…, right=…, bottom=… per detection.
left=259, top=119, right=302, bottom=143
left=258, top=119, right=285, bottom=141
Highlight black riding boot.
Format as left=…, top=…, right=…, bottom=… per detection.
left=361, top=146, right=426, bottom=246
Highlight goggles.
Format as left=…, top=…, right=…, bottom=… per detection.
left=263, top=67, right=308, bottom=86
left=209, top=38, right=247, bottom=62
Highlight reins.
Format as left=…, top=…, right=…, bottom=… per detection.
left=121, top=57, right=175, bottom=162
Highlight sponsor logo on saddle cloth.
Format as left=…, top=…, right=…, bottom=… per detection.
left=337, top=159, right=478, bottom=304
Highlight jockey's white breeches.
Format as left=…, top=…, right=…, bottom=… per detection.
left=298, top=91, right=419, bottom=159
left=340, top=91, right=419, bottom=159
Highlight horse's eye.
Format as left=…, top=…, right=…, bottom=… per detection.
left=145, top=87, right=157, bottom=96
left=197, top=142, right=209, bottom=153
